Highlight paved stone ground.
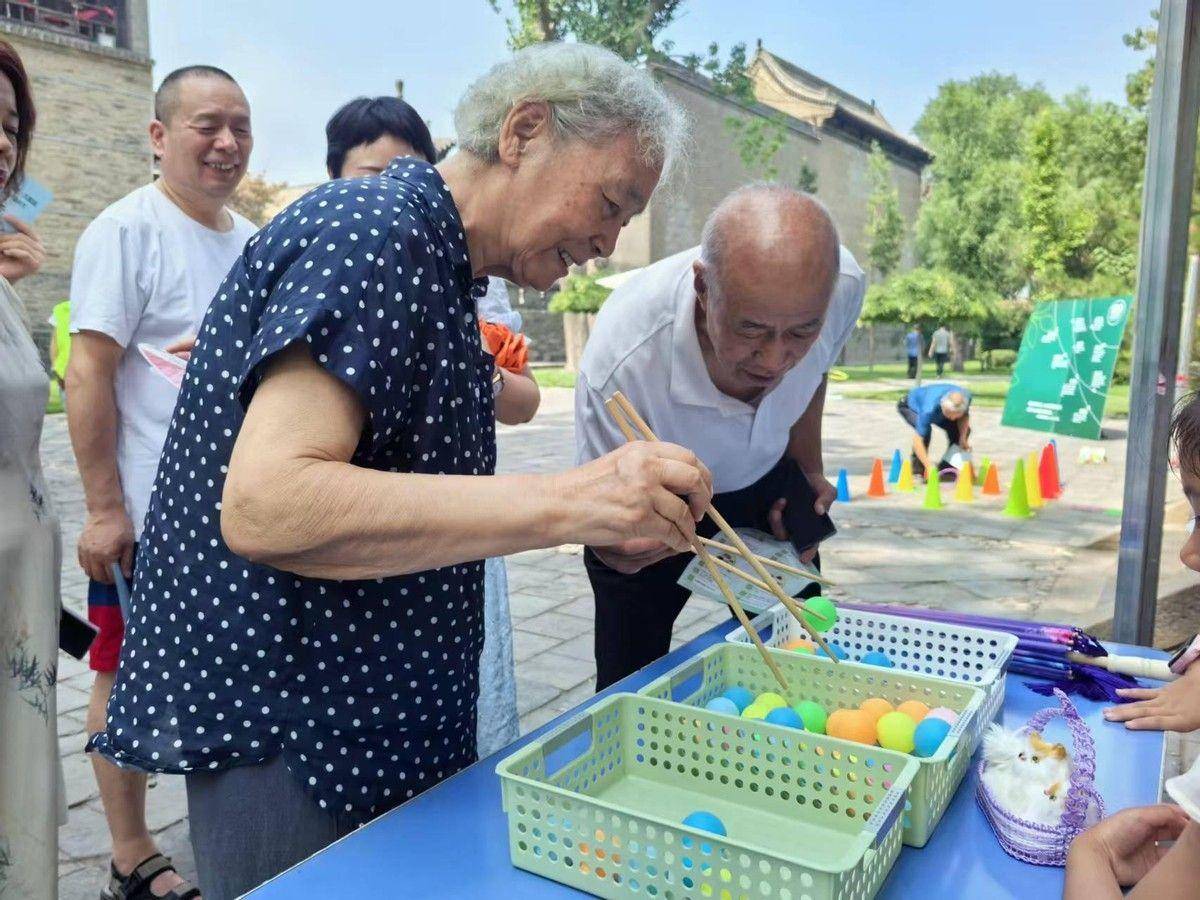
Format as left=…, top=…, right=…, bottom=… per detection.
left=44, top=383, right=1186, bottom=897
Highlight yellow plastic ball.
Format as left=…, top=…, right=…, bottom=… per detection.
left=876, top=711, right=917, bottom=753
left=756, top=692, right=788, bottom=712
left=741, top=703, right=767, bottom=720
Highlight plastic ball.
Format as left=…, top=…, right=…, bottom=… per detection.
left=756, top=692, right=788, bottom=712
left=858, top=698, right=895, bottom=726
left=721, top=686, right=755, bottom=712
left=877, top=711, right=918, bottom=753
left=826, top=708, right=878, bottom=745
left=926, top=706, right=959, bottom=726
left=793, top=700, right=828, bottom=734
left=741, top=704, right=767, bottom=720
left=764, top=707, right=805, bottom=729
left=913, top=717, right=952, bottom=758
left=820, top=641, right=849, bottom=661
left=783, top=639, right=814, bottom=654
left=705, top=697, right=740, bottom=716
left=896, top=700, right=930, bottom=723
left=860, top=651, right=894, bottom=668
left=682, top=811, right=727, bottom=837
left=802, top=596, right=838, bottom=633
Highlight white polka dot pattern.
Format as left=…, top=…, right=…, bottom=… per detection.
left=90, top=160, right=497, bottom=823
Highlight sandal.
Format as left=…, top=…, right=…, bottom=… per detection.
left=100, top=853, right=201, bottom=900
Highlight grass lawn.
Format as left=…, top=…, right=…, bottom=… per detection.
left=842, top=380, right=1131, bottom=417
left=834, top=360, right=995, bottom=381
left=532, top=366, right=577, bottom=389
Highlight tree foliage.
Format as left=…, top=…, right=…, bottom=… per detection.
left=864, top=142, right=904, bottom=278
left=1020, top=109, right=1093, bottom=287
left=547, top=272, right=612, bottom=312
left=487, top=0, right=683, bottom=60
left=228, top=172, right=287, bottom=226
left=860, top=267, right=1000, bottom=330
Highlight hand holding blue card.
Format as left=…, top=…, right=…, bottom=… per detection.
left=0, top=175, right=51, bottom=232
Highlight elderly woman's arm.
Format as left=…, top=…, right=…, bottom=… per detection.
left=494, top=363, right=541, bottom=425
left=222, top=346, right=711, bottom=580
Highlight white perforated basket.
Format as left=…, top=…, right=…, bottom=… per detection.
left=726, top=604, right=1017, bottom=752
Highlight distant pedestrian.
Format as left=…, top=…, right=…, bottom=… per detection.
left=905, top=325, right=923, bottom=378
left=929, top=323, right=951, bottom=376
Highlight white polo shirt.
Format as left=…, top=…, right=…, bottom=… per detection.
left=575, top=244, right=866, bottom=494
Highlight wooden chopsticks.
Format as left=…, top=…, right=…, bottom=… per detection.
left=697, top=536, right=835, bottom=586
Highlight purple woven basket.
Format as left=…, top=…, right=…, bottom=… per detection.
left=976, top=689, right=1105, bottom=867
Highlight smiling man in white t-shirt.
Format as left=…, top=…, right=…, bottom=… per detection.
left=575, top=184, right=866, bottom=688
left=65, top=64, right=256, bottom=900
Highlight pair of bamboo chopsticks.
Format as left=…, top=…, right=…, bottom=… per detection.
left=603, top=391, right=840, bottom=693
left=697, top=535, right=834, bottom=587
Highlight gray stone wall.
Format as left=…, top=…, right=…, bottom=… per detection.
left=0, top=22, right=153, bottom=352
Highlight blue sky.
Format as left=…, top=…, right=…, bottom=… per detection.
left=149, top=0, right=1152, bottom=185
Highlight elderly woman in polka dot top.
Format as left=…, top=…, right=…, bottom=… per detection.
left=89, top=42, right=703, bottom=898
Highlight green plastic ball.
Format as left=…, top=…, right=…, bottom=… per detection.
left=741, top=703, right=767, bottom=720
left=802, top=596, right=838, bottom=633
left=876, top=711, right=917, bottom=753
left=793, top=700, right=828, bottom=734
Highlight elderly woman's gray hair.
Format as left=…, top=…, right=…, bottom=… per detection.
left=453, top=42, right=687, bottom=177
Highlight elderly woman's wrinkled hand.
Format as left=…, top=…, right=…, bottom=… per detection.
left=570, top=441, right=713, bottom=554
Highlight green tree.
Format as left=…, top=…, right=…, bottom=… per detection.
left=796, top=160, right=818, bottom=194
left=913, top=73, right=1053, bottom=296
left=864, top=142, right=904, bottom=279
left=1020, top=109, right=1093, bottom=287
left=860, top=268, right=1000, bottom=333
left=487, top=0, right=684, bottom=60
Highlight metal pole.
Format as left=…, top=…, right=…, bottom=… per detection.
left=1177, top=254, right=1200, bottom=392
left=1113, top=0, right=1200, bottom=645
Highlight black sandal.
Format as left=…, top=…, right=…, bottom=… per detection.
left=100, top=853, right=201, bottom=900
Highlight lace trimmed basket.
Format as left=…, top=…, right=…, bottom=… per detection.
left=976, top=689, right=1104, bottom=867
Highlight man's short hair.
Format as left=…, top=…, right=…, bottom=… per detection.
left=155, top=65, right=239, bottom=123
left=941, top=392, right=969, bottom=416
left=325, top=96, right=438, bottom=175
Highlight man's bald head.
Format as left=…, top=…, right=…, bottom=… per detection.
left=154, top=65, right=239, bottom=124
left=699, top=183, right=840, bottom=305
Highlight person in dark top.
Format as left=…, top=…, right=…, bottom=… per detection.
left=90, top=42, right=697, bottom=900
left=897, top=382, right=972, bottom=479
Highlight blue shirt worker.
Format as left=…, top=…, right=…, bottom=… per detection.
left=897, top=383, right=972, bottom=479
left=904, top=326, right=923, bottom=379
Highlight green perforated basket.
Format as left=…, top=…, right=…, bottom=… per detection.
left=639, top=643, right=984, bottom=847
left=498, top=693, right=918, bottom=900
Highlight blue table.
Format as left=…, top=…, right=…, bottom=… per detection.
left=247, top=623, right=1166, bottom=899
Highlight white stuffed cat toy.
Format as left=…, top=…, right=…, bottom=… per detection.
left=981, top=724, right=1072, bottom=825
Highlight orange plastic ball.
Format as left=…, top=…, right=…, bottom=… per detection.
left=896, top=700, right=930, bottom=723
left=826, top=708, right=878, bottom=745
left=858, top=698, right=895, bottom=726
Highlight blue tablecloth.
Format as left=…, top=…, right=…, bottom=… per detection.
left=247, top=621, right=1166, bottom=899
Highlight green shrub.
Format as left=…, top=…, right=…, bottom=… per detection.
left=986, top=348, right=1017, bottom=370
left=548, top=273, right=611, bottom=314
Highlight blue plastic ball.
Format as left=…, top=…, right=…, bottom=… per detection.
left=860, top=651, right=894, bottom=668
left=682, top=810, right=727, bottom=836
left=913, top=717, right=952, bottom=758
left=821, top=641, right=849, bottom=661
left=704, top=697, right=740, bottom=716
left=721, top=686, right=755, bottom=712
left=764, top=707, right=805, bottom=729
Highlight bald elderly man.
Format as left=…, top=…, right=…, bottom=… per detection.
left=575, top=183, right=866, bottom=688
left=897, top=382, right=973, bottom=480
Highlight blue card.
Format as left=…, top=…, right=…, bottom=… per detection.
left=0, top=175, right=52, bottom=231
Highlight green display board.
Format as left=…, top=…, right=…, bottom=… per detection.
left=1000, top=295, right=1132, bottom=439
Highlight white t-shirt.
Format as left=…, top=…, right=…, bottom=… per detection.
left=931, top=327, right=951, bottom=354
left=575, top=245, right=866, bottom=493
left=69, top=183, right=257, bottom=538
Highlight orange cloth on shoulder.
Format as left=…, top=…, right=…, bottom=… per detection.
left=479, top=319, right=529, bottom=373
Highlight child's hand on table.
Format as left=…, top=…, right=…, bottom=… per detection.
left=1066, top=804, right=1190, bottom=894
left=1105, top=662, right=1200, bottom=732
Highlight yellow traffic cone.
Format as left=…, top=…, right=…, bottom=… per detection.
left=954, top=461, right=975, bottom=502
left=897, top=458, right=915, bottom=493
left=1025, top=451, right=1044, bottom=509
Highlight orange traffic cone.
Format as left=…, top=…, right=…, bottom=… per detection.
left=1039, top=443, right=1062, bottom=500
left=867, top=458, right=887, bottom=498
left=982, top=462, right=1002, bottom=495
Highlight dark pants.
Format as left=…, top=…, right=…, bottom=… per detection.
left=896, top=398, right=969, bottom=479
left=906, top=355, right=919, bottom=378
left=934, top=352, right=948, bottom=376
left=186, top=755, right=361, bottom=900
left=587, top=456, right=823, bottom=690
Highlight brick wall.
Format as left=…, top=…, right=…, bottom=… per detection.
left=0, top=22, right=153, bottom=352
